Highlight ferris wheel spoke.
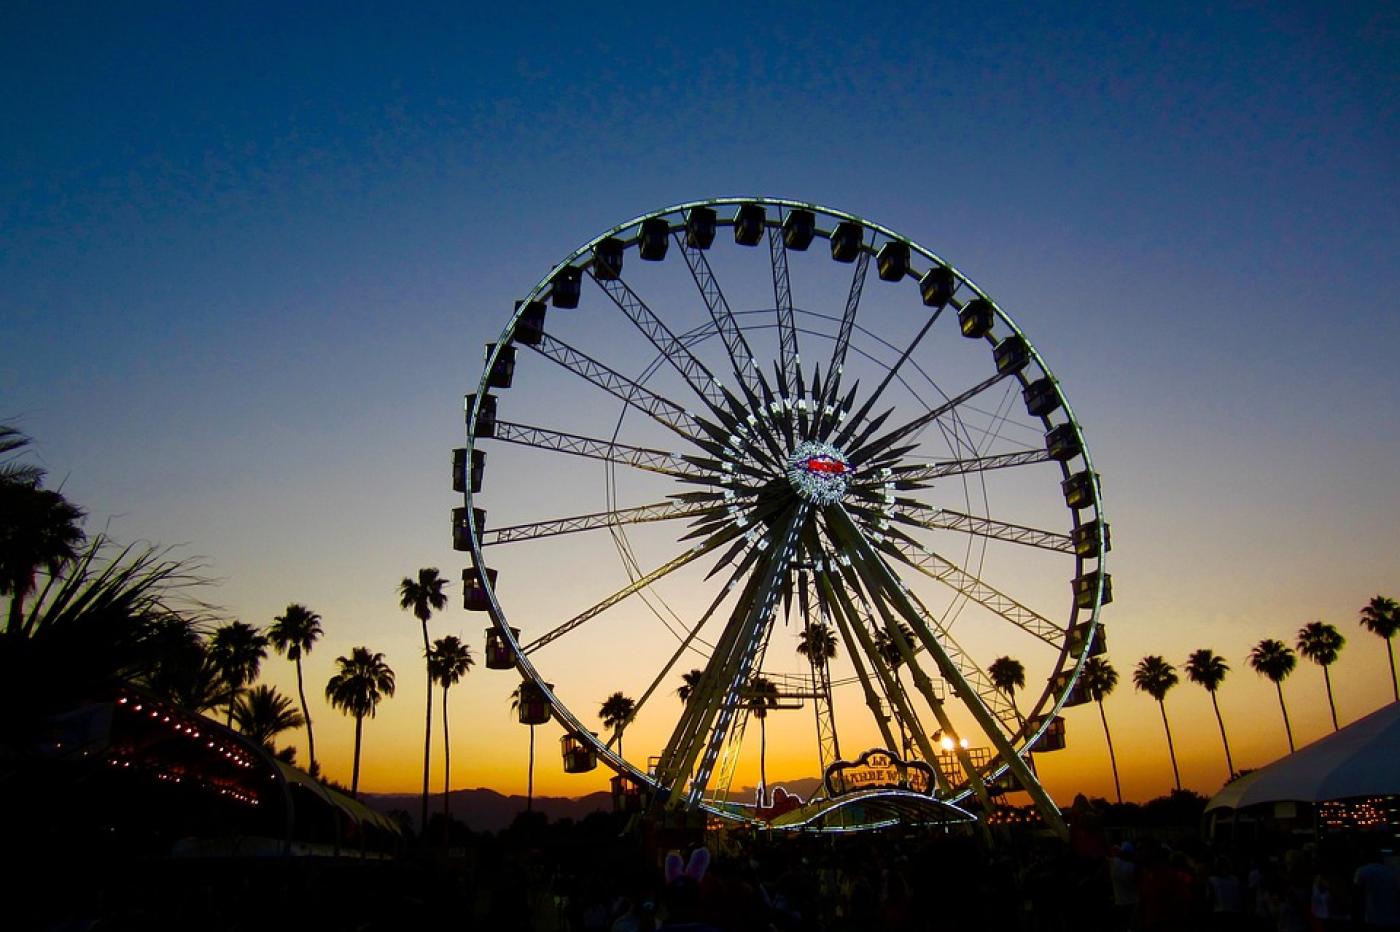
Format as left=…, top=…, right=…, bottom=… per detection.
left=590, top=269, right=733, bottom=416
left=676, top=234, right=765, bottom=399
left=825, top=248, right=871, bottom=383
left=881, top=448, right=1055, bottom=487
left=768, top=223, right=799, bottom=391
left=521, top=528, right=741, bottom=654
left=845, top=368, right=1013, bottom=466
left=528, top=333, right=704, bottom=444
left=482, top=498, right=738, bottom=546
left=874, top=535, right=1061, bottom=648
left=886, top=502, right=1074, bottom=553
left=829, top=308, right=944, bottom=449
left=491, top=420, right=704, bottom=479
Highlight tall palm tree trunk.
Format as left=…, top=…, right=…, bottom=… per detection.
left=1388, top=641, right=1398, bottom=702
left=442, top=684, right=452, bottom=837
left=420, top=620, right=432, bottom=836
left=759, top=717, right=768, bottom=807
left=1322, top=666, right=1339, bottom=731
left=1276, top=682, right=1295, bottom=752
left=1210, top=692, right=1235, bottom=777
left=526, top=724, right=535, bottom=812
left=1158, top=701, right=1181, bottom=791
left=351, top=714, right=364, bottom=797
left=1097, top=699, right=1122, bottom=804
left=294, top=657, right=317, bottom=775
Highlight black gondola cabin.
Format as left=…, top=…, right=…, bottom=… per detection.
left=516, top=681, right=552, bottom=725
left=733, top=203, right=765, bottom=245
left=484, top=626, right=519, bottom=669
left=561, top=733, right=598, bottom=773
left=685, top=207, right=716, bottom=249
left=638, top=217, right=670, bottom=261
left=876, top=241, right=910, bottom=281
left=829, top=221, right=862, bottom=262
left=782, top=209, right=815, bottom=250
left=550, top=266, right=582, bottom=308
left=461, top=565, right=497, bottom=611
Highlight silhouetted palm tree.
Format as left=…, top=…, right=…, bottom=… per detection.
left=428, top=635, right=474, bottom=826
left=399, top=567, right=448, bottom=836
left=1134, top=655, right=1182, bottom=792
left=676, top=668, right=704, bottom=704
left=1359, top=595, right=1400, bottom=701
left=0, top=525, right=218, bottom=753
left=875, top=622, right=917, bottom=670
left=325, top=647, right=395, bottom=797
left=1297, top=621, right=1345, bottom=731
left=234, top=684, right=305, bottom=747
left=748, top=676, right=780, bottom=804
left=1185, top=648, right=1235, bottom=777
left=798, top=620, right=839, bottom=700
left=509, top=683, right=537, bottom=812
left=600, top=691, right=636, bottom=757
left=0, top=427, right=86, bottom=633
left=1079, top=656, right=1121, bottom=803
left=989, top=656, right=1027, bottom=722
left=1249, top=638, right=1297, bottom=752
left=209, top=620, right=268, bottom=727
left=147, top=639, right=235, bottom=715
left=267, top=603, right=324, bottom=776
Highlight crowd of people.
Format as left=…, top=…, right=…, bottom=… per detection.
left=15, top=805, right=1399, bottom=931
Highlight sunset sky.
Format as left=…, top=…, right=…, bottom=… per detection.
left=4, top=3, right=1397, bottom=807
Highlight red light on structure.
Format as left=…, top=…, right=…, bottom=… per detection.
left=805, top=457, right=847, bottom=474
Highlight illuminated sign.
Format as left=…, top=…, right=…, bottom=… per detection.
left=824, top=748, right=936, bottom=797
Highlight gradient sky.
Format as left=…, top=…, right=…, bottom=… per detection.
left=3, top=2, right=1398, bottom=806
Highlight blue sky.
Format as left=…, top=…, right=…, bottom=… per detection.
left=3, top=2, right=1397, bottom=800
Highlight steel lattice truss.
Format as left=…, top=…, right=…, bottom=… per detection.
left=459, top=198, right=1110, bottom=837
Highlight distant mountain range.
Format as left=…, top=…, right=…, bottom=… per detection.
left=361, top=787, right=613, bottom=833
left=362, top=776, right=827, bottom=833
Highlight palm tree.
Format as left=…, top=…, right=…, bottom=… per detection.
left=1359, top=595, right=1400, bottom=701
left=0, top=427, right=86, bottom=633
left=147, top=639, right=236, bottom=715
left=325, top=647, right=395, bottom=797
left=1297, top=621, right=1346, bottom=731
left=267, top=603, right=324, bottom=776
left=989, top=656, right=1027, bottom=721
left=0, top=534, right=218, bottom=748
left=747, top=676, right=780, bottom=804
left=798, top=620, right=839, bottom=708
left=233, top=684, right=306, bottom=747
left=599, top=691, right=636, bottom=757
left=1079, top=656, right=1122, bottom=803
left=1185, top=648, right=1235, bottom=777
left=875, top=622, right=917, bottom=671
left=399, top=567, right=449, bottom=833
left=509, top=683, right=537, bottom=812
left=1249, top=638, right=1297, bottom=752
left=676, top=668, right=705, bottom=704
left=427, top=635, right=474, bottom=827
left=1134, top=655, right=1182, bottom=792
left=208, top=620, right=268, bottom=727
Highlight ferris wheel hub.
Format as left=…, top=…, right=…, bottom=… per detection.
left=786, top=441, right=852, bottom=505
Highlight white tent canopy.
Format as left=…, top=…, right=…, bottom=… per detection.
left=1206, top=701, right=1400, bottom=812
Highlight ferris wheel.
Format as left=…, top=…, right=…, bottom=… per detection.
left=456, top=198, right=1110, bottom=832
